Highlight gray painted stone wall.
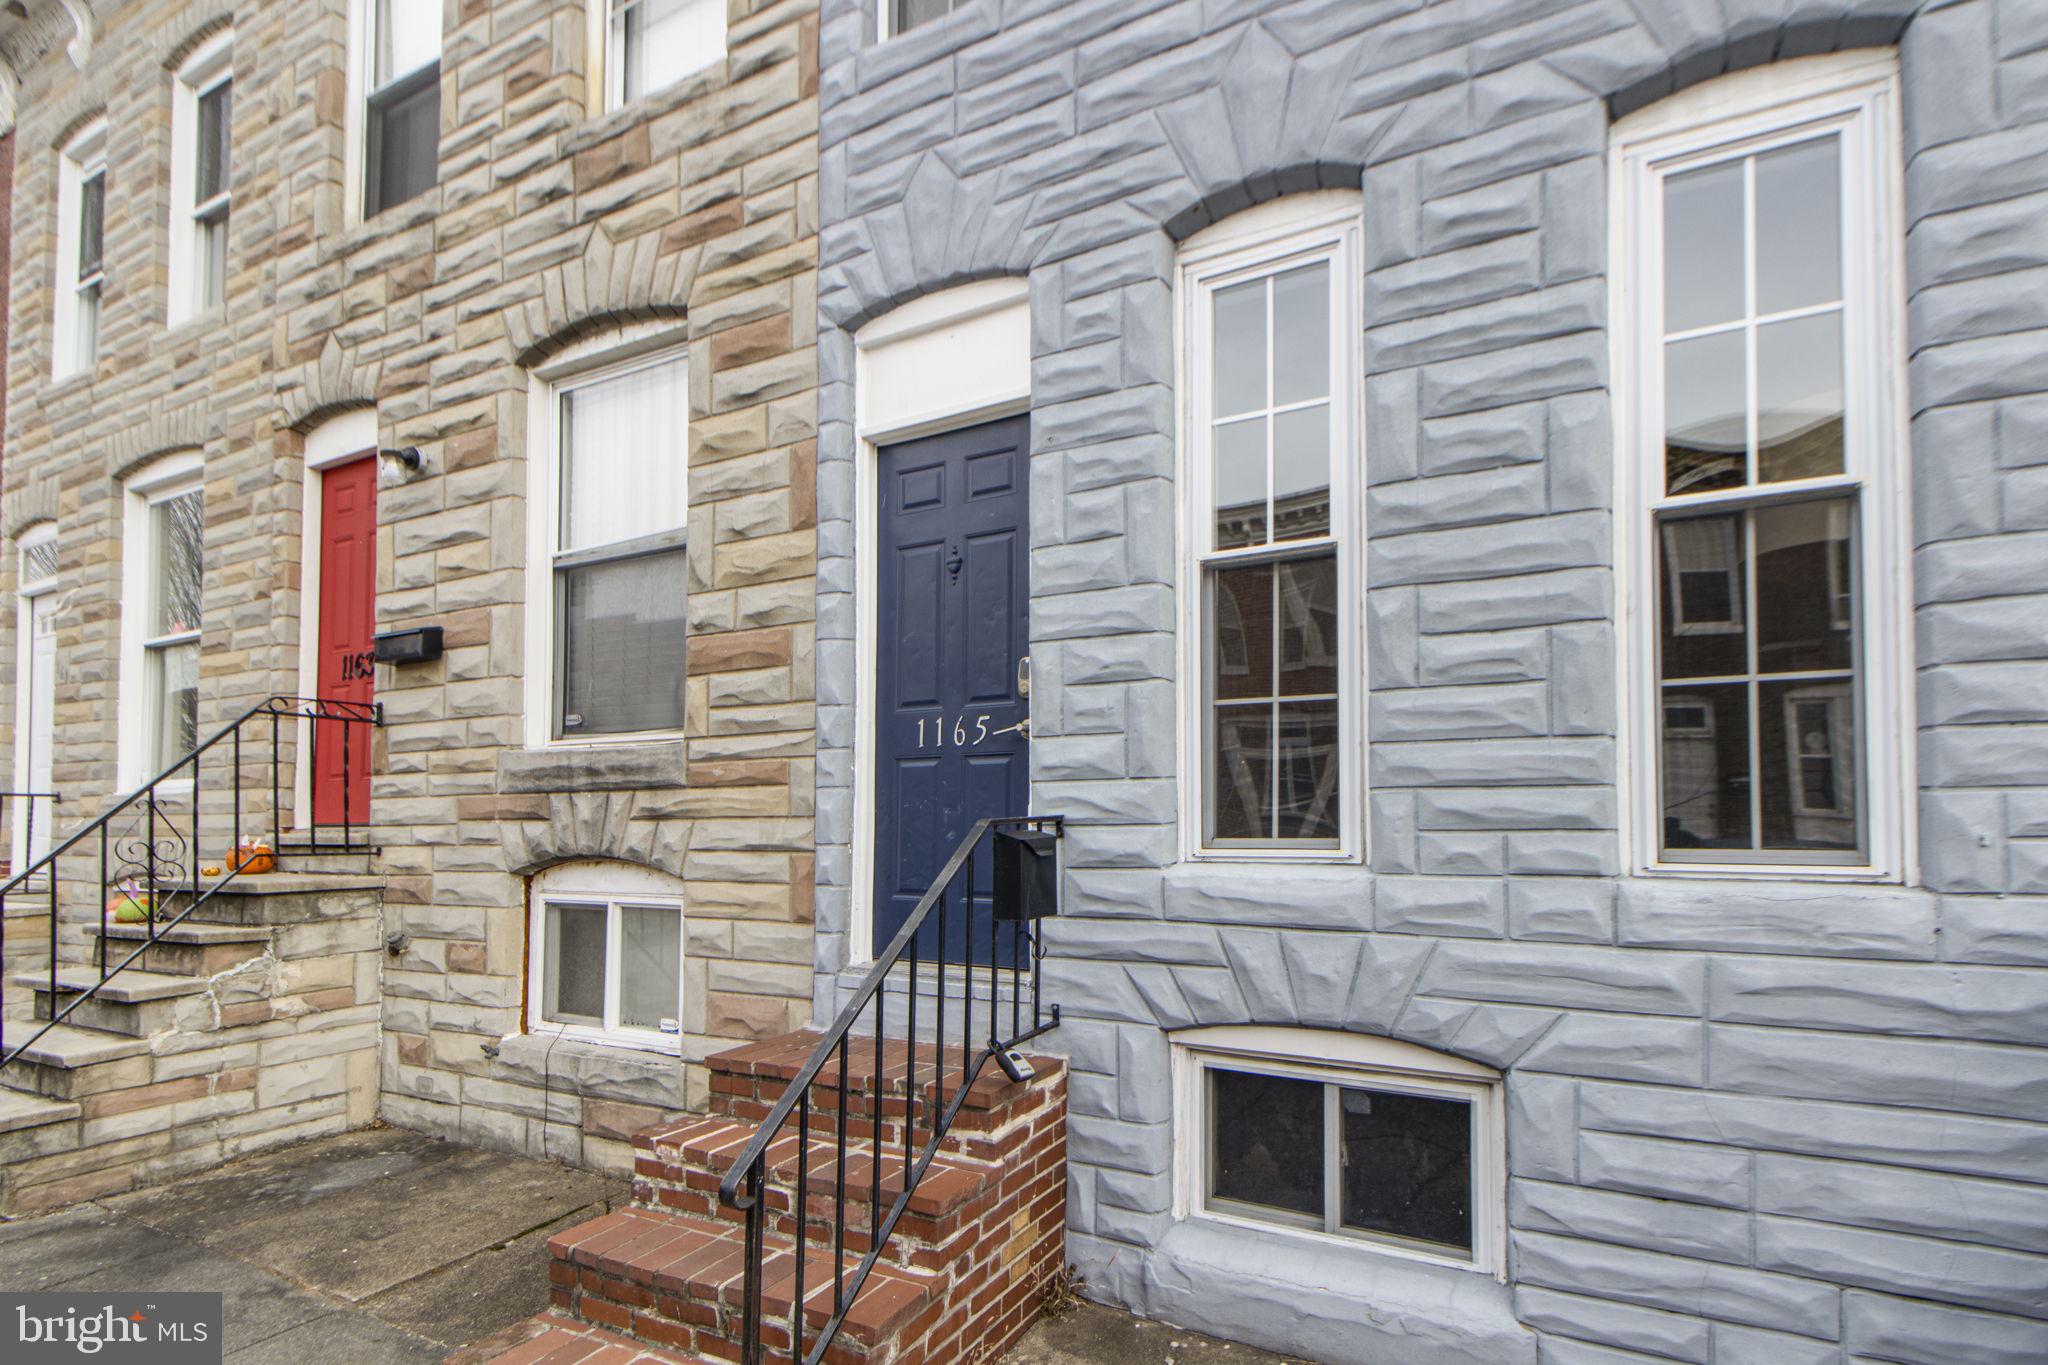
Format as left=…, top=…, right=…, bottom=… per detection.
left=811, top=1, right=2048, bottom=1362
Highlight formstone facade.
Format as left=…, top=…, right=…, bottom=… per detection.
left=0, top=0, right=821, bottom=1174
left=811, top=1, right=2048, bottom=1362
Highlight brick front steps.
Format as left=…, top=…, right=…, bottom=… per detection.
left=0, top=871, right=384, bottom=1215
left=468, top=1031, right=1067, bottom=1365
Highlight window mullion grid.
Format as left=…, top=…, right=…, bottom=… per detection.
left=1321, top=1081, right=1340, bottom=1236
left=604, top=898, right=622, bottom=1035
left=1743, top=510, right=1762, bottom=852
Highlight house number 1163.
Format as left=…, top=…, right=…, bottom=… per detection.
left=918, top=715, right=991, bottom=747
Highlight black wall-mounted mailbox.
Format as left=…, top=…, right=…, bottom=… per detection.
left=993, top=827, right=1060, bottom=921
left=373, top=626, right=444, bottom=666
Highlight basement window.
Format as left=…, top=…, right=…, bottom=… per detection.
left=529, top=861, right=686, bottom=1051
left=1172, top=1027, right=1503, bottom=1274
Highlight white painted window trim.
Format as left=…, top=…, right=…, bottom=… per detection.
left=291, top=409, right=379, bottom=831
left=1174, top=194, right=1365, bottom=866
left=1169, top=1025, right=1506, bottom=1279
left=167, top=28, right=232, bottom=326
left=1610, top=51, right=1913, bottom=884
left=877, top=0, right=967, bottom=42
left=345, top=0, right=439, bottom=223
left=13, top=523, right=59, bottom=867
left=52, top=118, right=107, bottom=381
left=117, top=451, right=205, bottom=794
left=588, top=0, right=727, bottom=113
left=521, top=325, right=692, bottom=752
left=525, top=859, right=687, bottom=1054
left=846, top=278, right=1032, bottom=968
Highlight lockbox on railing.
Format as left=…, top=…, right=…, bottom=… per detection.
left=993, top=826, right=1059, bottom=920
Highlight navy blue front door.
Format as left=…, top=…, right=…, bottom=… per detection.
left=874, top=417, right=1030, bottom=962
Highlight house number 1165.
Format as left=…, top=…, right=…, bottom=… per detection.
left=918, top=715, right=991, bottom=747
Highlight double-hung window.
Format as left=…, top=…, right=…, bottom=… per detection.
left=529, top=862, right=685, bottom=1050
left=598, top=0, right=725, bottom=108
left=120, top=456, right=204, bottom=788
left=527, top=345, right=690, bottom=745
left=1180, top=197, right=1361, bottom=859
left=1173, top=1028, right=1504, bottom=1274
left=885, top=0, right=969, bottom=37
left=54, top=120, right=107, bottom=379
left=361, top=0, right=440, bottom=218
left=170, top=31, right=233, bottom=323
left=1614, top=53, right=1907, bottom=877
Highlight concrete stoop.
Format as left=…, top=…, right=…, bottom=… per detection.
left=0, top=871, right=385, bottom=1215
left=469, top=1031, right=1068, bottom=1365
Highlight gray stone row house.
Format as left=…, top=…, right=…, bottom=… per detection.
left=805, top=0, right=2048, bottom=1362
left=0, top=0, right=2043, bottom=1363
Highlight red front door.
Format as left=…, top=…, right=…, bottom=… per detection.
left=314, top=456, right=377, bottom=826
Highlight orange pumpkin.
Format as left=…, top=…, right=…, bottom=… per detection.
left=229, top=842, right=276, bottom=875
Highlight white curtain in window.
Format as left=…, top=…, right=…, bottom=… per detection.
left=561, top=356, right=688, bottom=552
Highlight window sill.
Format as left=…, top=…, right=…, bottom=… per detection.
left=1632, top=858, right=1901, bottom=884
left=497, top=739, right=687, bottom=793
left=164, top=305, right=226, bottom=339
left=492, top=1031, right=688, bottom=1108
left=566, top=67, right=725, bottom=158
left=1140, top=1217, right=1531, bottom=1364
left=46, top=365, right=96, bottom=396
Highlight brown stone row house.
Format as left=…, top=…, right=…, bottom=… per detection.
left=0, top=0, right=820, bottom=1196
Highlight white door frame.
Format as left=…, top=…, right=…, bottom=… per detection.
left=847, top=279, right=1032, bottom=966
left=294, top=409, right=379, bottom=831
left=13, top=523, right=59, bottom=871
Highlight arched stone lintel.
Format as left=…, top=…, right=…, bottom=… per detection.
left=156, top=1, right=236, bottom=73
left=3, top=478, right=61, bottom=542
left=105, top=401, right=214, bottom=483
left=280, top=336, right=383, bottom=435
left=502, top=792, right=689, bottom=883
left=1607, top=10, right=1913, bottom=121
left=507, top=227, right=700, bottom=368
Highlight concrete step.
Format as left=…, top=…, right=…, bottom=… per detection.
left=152, top=873, right=382, bottom=926
left=85, top=921, right=272, bottom=977
left=272, top=848, right=381, bottom=877
left=547, top=1205, right=940, bottom=1360
left=17, top=968, right=208, bottom=1037
left=449, top=1311, right=702, bottom=1365
left=18, top=967, right=210, bottom=1003
left=0, top=1023, right=153, bottom=1101
left=0, top=1087, right=80, bottom=1135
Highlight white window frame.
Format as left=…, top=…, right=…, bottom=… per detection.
left=168, top=29, right=232, bottom=325
left=1170, top=1026, right=1505, bottom=1278
left=1175, top=193, right=1364, bottom=865
left=117, top=452, right=205, bottom=794
left=526, top=859, right=687, bottom=1053
left=879, top=0, right=970, bottom=41
left=52, top=118, right=107, bottom=381
left=344, top=0, right=439, bottom=224
left=13, top=524, right=60, bottom=871
left=587, top=0, right=726, bottom=113
left=521, top=325, right=691, bottom=751
left=1611, top=51, right=1912, bottom=883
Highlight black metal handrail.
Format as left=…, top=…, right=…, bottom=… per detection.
left=718, top=814, right=1064, bottom=1365
left=0, top=695, right=381, bottom=1070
